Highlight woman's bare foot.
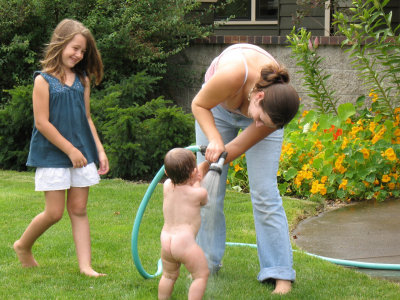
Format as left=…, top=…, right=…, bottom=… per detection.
left=80, top=267, right=107, bottom=277
left=272, top=279, right=292, bottom=295
left=13, top=240, right=39, bottom=268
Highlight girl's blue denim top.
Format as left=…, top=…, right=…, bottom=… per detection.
left=26, top=71, right=98, bottom=168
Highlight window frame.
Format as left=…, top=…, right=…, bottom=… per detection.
left=212, top=0, right=278, bottom=25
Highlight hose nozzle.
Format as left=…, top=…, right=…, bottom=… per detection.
left=199, top=145, right=207, bottom=156
left=209, top=152, right=228, bottom=175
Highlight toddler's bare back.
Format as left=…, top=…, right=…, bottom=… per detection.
left=162, top=179, right=207, bottom=237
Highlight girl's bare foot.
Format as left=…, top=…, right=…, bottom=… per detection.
left=80, top=267, right=107, bottom=277
left=13, top=240, right=39, bottom=268
left=272, top=279, right=292, bottom=295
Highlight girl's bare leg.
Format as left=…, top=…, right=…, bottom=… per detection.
left=67, top=187, right=105, bottom=277
left=14, top=190, right=65, bottom=267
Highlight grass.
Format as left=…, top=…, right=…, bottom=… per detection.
left=1, top=169, right=399, bottom=299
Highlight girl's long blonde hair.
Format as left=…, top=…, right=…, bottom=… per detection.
left=41, top=19, right=103, bottom=86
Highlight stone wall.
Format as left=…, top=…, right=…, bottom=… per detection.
left=166, top=42, right=369, bottom=113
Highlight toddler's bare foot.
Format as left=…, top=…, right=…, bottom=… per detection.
left=13, top=240, right=39, bottom=268
left=272, top=279, right=292, bottom=295
left=80, top=267, right=107, bottom=277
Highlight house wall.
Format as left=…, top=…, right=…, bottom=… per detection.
left=211, top=0, right=326, bottom=36
left=166, top=40, right=369, bottom=113
left=205, top=0, right=399, bottom=37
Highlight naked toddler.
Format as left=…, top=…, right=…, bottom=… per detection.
left=158, top=148, right=209, bottom=300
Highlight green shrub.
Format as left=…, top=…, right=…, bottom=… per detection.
left=97, top=97, right=195, bottom=181
left=0, top=85, right=33, bottom=170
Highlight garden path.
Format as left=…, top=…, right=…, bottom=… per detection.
left=292, top=198, right=400, bottom=283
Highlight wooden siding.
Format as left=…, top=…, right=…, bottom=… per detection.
left=207, top=0, right=399, bottom=37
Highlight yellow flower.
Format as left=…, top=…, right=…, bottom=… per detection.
left=311, top=122, right=318, bottom=132
left=390, top=173, right=399, bottom=180
left=241, top=154, right=245, bottom=159
left=311, top=180, right=327, bottom=195
left=388, top=183, right=395, bottom=190
left=339, top=179, right=348, bottom=190
left=234, top=164, right=243, bottom=172
left=384, top=148, right=397, bottom=161
left=304, top=171, right=313, bottom=180
left=369, top=122, right=377, bottom=133
left=360, top=148, right=370, bottom=160
left=314, top=140, right=324, bottom=151
left=302, top=110, right=309, bottom=117
left=319, top=186, right=327, bottom=195
left=382, top=175, right=391, bottom=183
left=229, top=162, right=233, bottom=167
left=371, top=127, right=386, bottom=144
left=351, top=126, right=363, bottom=136
left=394, top=128, right=400, bottom=137
left=321, top=176, right=328, bottom=183
left=294, top=176, right=302, bottom=187
left=341, top=137, right=348, bottom=150
left=226, top=179, right=230, bottom=184
left=345, top=118, right=352, bottom=124
left=310, top=180, right=320, bottom=194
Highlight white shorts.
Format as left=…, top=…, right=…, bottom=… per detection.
left=35, top=163, right=100, bottom=191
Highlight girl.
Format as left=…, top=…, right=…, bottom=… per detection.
left=14, top=19, right=109, bottom=277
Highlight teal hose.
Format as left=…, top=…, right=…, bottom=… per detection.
left=132, top=145, right=400, bottom=279
left=225, top=242, right=400, bottom=270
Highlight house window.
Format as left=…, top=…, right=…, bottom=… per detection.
left=215, top=0, right=278, bottom=25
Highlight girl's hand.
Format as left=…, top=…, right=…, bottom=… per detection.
left=68, top=148, right=87, bottom=168
left=205, top=139, right=225, bottom=163
left=97, top=151, right=109, bottom=175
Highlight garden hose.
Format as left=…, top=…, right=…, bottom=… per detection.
left=131, top=145, right=400, bottom=279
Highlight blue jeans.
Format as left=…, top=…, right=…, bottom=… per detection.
left=195, top=105, right=296, bottom=282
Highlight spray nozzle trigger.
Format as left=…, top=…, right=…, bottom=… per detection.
left=208, top=151, right=228, bottom=175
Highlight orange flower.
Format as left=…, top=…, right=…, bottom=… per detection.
left=339, top=179, right=348, bottom=190
left=384, top=148, right=397, bottom=161
left=361, top=148, right=370, bottom=160
left=381, top=175, right=391, bottom=183
left=333, top=128, right=343, bottom=140
left=311, top=122, right=318, bottom=132
left=234, top=164, right=243, bottom=172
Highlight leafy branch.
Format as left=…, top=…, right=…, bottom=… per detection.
left=287, top=27, right=338, bottom=115
left=333, top=0, right=400, bottom=119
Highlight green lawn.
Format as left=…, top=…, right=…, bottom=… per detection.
left=1, top=170, right=399, bottom=299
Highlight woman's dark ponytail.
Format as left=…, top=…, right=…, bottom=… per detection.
left=255, top=65, right=299, bottom=128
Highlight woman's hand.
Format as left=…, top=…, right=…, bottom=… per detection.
left=205, top=139, right=225, bottom=163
